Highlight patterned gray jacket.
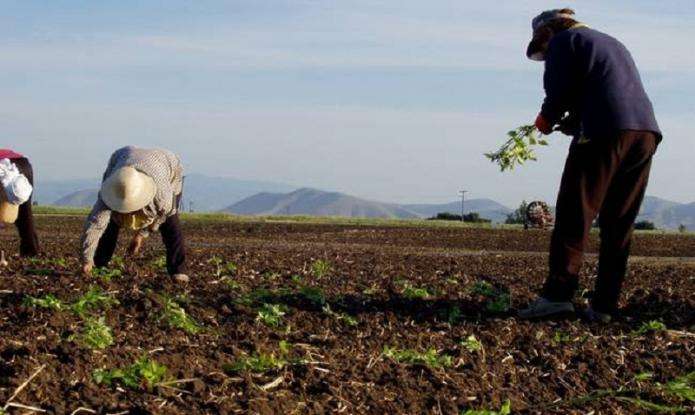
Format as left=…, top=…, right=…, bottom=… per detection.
left=81, top=146, right=183, bottom=264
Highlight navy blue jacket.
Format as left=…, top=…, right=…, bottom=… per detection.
left=541, top=27, right=661, bottom=140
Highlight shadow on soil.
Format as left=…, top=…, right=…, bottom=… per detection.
left=222, top=287, right=694, bottom=330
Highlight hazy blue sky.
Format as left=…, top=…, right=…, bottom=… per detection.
left=2, top=0, right=694, bottom=206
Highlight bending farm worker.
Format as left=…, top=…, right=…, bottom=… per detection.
left=518, top=9, right=662, bottom=322
left=0, top=149, right=40, bottom=257
left=80, top=146, right=189, bottom=283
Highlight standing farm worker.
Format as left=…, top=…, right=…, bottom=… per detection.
left=80, top=146, right=189, bottom=283
left=0, top=149, right=40, bottom=257
left=518, top=9, right=661, bottom=322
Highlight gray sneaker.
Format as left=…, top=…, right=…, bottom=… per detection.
left=582, top=306, right=612, bottom=323
left=518, top=297, right=575, bottom=319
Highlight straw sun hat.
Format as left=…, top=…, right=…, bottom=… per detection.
left=101, top=166, right=156, bottom=213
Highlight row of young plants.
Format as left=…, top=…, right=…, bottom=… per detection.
left=18, top=256, right=691, bottom=413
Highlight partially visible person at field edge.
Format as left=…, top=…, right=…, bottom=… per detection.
left=0, top=149, right=40, bottom=257
left=80, top=146, right=189, bottom=283
left=518, top=9, right=661, bottom=322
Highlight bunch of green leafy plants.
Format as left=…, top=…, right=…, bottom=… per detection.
left=208, top=255, right=237, bottom=277
left=460, top=334, right=483, bottom=353
left=23, top=294, right=64, bottom=311
left=485, top=125, right=548, bottom=171
left=223, top=341, right=299, bottom=374
left=462, top=400, right=511, bottom=415
left=470, top=281, right=511, bottom=313
left=71, top=286, right=120, bottom=316
left=382, top=346, right=453, bottom=368
left=161, top=295, right=202, bottom=334
left=92, top=267, right=123, bottom=282
left=256, top=303, right=287, bottom=327
left=71, top=316, right=114, bottom=349
left=632, top=320, right=667, bottom=336
left=310, top=259, right=332, bottom=279
left=93, top=355, right=168, bottom=391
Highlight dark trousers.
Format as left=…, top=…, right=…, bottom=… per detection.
left=542, top=130, right=658, bottom=313
left=93, top=196, right=187, bottom=275
left=11, top=157, right=40, bottom=257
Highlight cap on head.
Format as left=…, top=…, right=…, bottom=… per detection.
left=531, top=8, right=576, bottom=32
left=527, top=8, right=577, bottom=61
left=101, top=166, right=156, bottom=213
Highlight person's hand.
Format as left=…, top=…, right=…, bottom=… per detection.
left=127, top=234, right=144, bottom=256
left=82, top=262, right=93, bottom=276
left=556, top=114, right=580, bottom=137
left=534, top=114, right=553, bottom=135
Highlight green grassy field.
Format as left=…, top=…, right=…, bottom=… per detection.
left=32, top=205, right=690, bottom=235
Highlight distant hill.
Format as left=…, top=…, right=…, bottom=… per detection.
left=39, top=174, right=296, bottom=212
left=34, top=178, right=100, bottom=206
left=54, top=189, right=99, bottom=207
left=636, top=196, right=695, bottom=230
left=179, top=174, right=295, bottom=211
left=404, top=198, right=512, bottom=223
left=224, top=188, right=420, bottom=219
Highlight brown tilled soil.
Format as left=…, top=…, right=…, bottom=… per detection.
left=0, top=216, right=693, bottom=414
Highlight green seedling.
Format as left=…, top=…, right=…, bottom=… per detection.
left=223, top=352, right=287, bottom=373
left=460, top=335, right=483, bottom=353
left=310, top=259, right=332, bottom=279
left=71, top=286, right=119, bottom=317
left=383, top=346, right=453, bottom=368
left=224, top=279, right=242, bottom=290
left=470, top=281, right=497, bottom=297
left=552, top=331, right=572, bottom=344
left=291, top=274, right=303, bottom=284
left=235, top=288, right=277, bottom=307
left=110, top=255, right=125, bottom=269
left=362, top=286, right=379, bottom=295
left=23, top=294, right=64, bottom=311
left=634, top=372, right=654, bottom=382
left=256, top=303, right=287, bottom=327
left=208, top=256, right=237, bottom=277
left=94, top=355, right=168, bottom=391
left=470, top=281, right=511, bottom=313
left=73, top=316, right=114, bottom=350
left=224, top=341, right=306, bottom=374
left=299, top=286, right=327, bottom=307
left=322, top=304, right=359, bottom=327
left=439, top=305, right=462, bottom=324
left=486, top=124, right=548, bottom=171
left=632, top=320, right=667, bottom=336
left=28, top=257, right=68, bottom=268
left=401, top=283, right=433, bottom=300
left=462, top=400, right=511, bottom=415
left=553, top=371, right=694, bottom=413
left=92, top=267, right=123, bottom=282
left=151, top=256, right=167, bottom=271
left=661, top=371, right=695, bottom=402
left=485, top=291, right=511, bottom=313
left=161, top=296, right=202, bottom=334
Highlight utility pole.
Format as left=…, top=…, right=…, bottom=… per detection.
left=459, top=190, right=468, bottom=222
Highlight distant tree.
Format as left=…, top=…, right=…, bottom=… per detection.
left=634, top=220, right=656, bottom=230
left=463, top=212, right=491, bottom=223
left=429, top=212, right=491, bottom=223
left=505, top=201, right=528, bottom=225
left=430, top=212, right=462, bottom=221
left=678, top=224, right=687, bottom=233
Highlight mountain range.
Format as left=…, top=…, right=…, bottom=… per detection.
left=35, top=175, right=695, bottom=229
left=39, top=174, right=295, bottom=211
